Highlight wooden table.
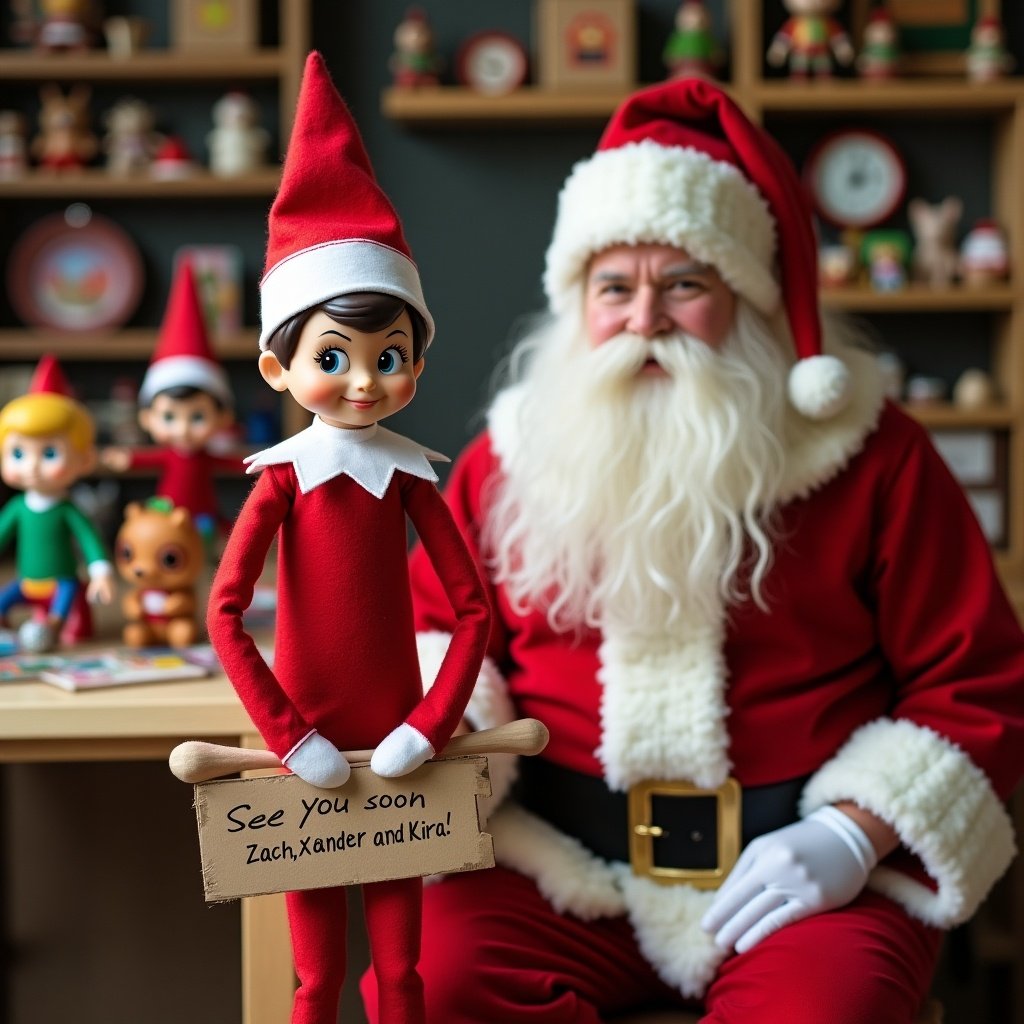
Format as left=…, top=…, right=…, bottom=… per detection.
left=0, top=670, right=294, bottom=1024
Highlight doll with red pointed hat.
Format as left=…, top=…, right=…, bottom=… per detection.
left=102, top=259, right=242, bottom=545
left=0, top=355, right=114, bottom=651
left=206, top=52, right=491, bottom=1024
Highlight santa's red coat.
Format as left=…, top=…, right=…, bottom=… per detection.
left=409, top=395, right=1023, bottom=995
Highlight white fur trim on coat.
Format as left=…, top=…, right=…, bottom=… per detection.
left=543, top=141, right=778, bottom=316
left=489, top=803, right=725, bottom=997
left=417, top=630, right=518, bottom=817
left=801, top=717, right=1016, bottom=928
left=598, top=626, right=730, bottom=791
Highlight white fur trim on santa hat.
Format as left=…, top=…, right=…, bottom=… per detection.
left=259, top=238, right=435, bottom=349
left=801, top=717, right=1016, bottom=928
left=139, top=354, right=232, bottom=407
left=788, top=353, right=851, bottom=421
left=544, top=140, right=778, bottom=315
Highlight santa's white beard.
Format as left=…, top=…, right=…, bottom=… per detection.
left=483, top=301, right=791, bottom=636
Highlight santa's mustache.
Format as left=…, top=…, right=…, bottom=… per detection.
left=581, top=332, right=712, bottom=380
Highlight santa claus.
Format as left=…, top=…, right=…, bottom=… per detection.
left=362, top=78, right=1024, bottom=1022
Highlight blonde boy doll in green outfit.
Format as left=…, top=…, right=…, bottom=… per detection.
left=0, top=356, right=114, bottom=652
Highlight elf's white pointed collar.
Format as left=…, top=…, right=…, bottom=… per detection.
left=244, top=416, right=448, bottom=498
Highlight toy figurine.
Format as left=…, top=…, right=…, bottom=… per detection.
left=102, top=97, right=162, bottom=175
left=767, top=0, right=854, bottom=79
left=115, top=499, right=204, bottom=648
left=0, top=355, right=114, bottom=652
left=389, top=7, right=442, bottom=88
left=908, top=196, right=962, bottom=288
left=953, top=368, right=996, bottom=409
left=206, top=52, right=490, bottom=1024
left=663, top=0, right=723, bottom=80
left=36, top=0, right=95, bottom=52
left=206, top=91, right=269, bottom=177
left=31, top=84, right=98, bottom=172
left=149, top=135, right=198, bottom=180
left=101, top=260, right=242, bottom=549
left=862, top=229, right=910, bottom=291
left=966, top=15, right=1014, bottom=83
left=960, top=219, right=1010, bottom=286
left=818, top=242, right=857, bottom=287
left=856, top=7, right=900, bottom=80
left=0, top=111, right=29, bottom=179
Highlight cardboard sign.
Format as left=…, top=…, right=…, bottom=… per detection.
left=194, top=756, right=494, bottom=901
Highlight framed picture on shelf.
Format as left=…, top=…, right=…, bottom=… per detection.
left=174, top=244, right=243, bottom=339
left=850, top=0, right=1001, bottom=75
left=534, top=0, right=636, bottom=90
left=171, top=0, right=257, bottom=52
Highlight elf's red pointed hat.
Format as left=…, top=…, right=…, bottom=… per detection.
left=29, top=353, right=73, bottom=397
left=544, top=77, right=850, bottom=419
left=259, top=51, right=433, bottom=350
left=140, top=260, right=231, bottom=408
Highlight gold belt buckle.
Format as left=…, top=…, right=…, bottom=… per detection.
left=627, top=777, right=741, bottom=889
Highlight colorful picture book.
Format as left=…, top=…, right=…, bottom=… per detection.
left=38, top=648, right=211, bottom=691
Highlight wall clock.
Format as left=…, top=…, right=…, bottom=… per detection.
left=804, top=129, right=907, bottom=230
left=456, top=31, right=529, bottom=96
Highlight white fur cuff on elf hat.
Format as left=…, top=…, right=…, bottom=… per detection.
left=545, top=77, right=851, bottom=420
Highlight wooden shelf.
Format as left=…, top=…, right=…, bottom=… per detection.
left=0, top=48, right=285, bottom=82
left=0, top=329, right=257, bottom=361
left=902, top=402, right=1016, bottom=430
left=821, top=284, right=1016, bottom=312
left=0, top=168, right=281, bottom=199
left=753, top=78, right=1023, bottom=115
left=381, top=85, right=633, bottom=126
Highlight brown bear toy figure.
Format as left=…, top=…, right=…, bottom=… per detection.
left=115, top=499, right=204, bottom=648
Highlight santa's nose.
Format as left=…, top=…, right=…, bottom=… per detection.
left=626, top=289, right=673, bottom=338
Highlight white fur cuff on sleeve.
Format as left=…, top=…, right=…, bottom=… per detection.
left=800, top=717, right=1016, bottom=927
left=417, top=630, right=519, bottom=815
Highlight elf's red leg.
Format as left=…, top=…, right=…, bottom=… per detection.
left=362, top=876, right=425, bottom=1024
left=286, top=885, right=348, bottom=1024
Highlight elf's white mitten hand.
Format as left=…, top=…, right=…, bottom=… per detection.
left=371, top=723, right=434, bottom=777
left=701, top=806, right=877, bottom=954
left=282, top=731, right=351, bottom=788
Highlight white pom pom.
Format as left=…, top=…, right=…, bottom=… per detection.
left=788, top=355, right=851, bottom=420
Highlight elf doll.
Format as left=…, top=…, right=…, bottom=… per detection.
left=0, top=355, right=114, bottom=651
left=102, top=259, right=243, bottom=547
left=766, top=0, right=854, bottom=78
left=206, top=53, right=491, bottom=1024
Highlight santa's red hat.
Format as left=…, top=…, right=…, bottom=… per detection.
left=29, top=353, right=74, bottom=397
left=544, top=77, right=850, bottom=419
left=139, top=260, right=232, bottom=407
left=259, top=51, right=433, bottom=350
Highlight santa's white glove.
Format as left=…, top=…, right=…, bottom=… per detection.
left=371, top=723, right=434, bottom=777
left=701, top=806, right=877, bottom=954
left=282, top=731, right=351, bottom=789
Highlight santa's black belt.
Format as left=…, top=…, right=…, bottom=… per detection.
left=516, top=756, right=809, bottom=888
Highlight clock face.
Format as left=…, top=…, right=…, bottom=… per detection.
left=805, top=130, right=907, bottom=229
left=457, top=32, right=528, bottom=96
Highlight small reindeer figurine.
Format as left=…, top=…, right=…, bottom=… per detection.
left=32, top=84, right=97, bottom=171
left=908, top=197, right=962, bottom=289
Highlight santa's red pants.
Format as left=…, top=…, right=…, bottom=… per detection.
left=288, top=876, right=423, bottom=1024
left=360, top=866, right=942, bottom=1024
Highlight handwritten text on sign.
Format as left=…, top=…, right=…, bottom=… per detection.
left=194, top=756, right=494, bottom=901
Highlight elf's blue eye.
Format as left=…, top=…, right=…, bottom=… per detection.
left=42, top=446, right=59, bottom=461
left=11, top=447, right=23, bottom=460
left=316, top=348, right=349, bottom=375
left=377, top=347, right=404, bottom=375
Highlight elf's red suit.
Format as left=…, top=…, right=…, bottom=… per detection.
left=386, top=375, right=1024, bottom=1022
left=208, top=419, right=491, bottom=1024
left=124, top=446, right=241, bottom=526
